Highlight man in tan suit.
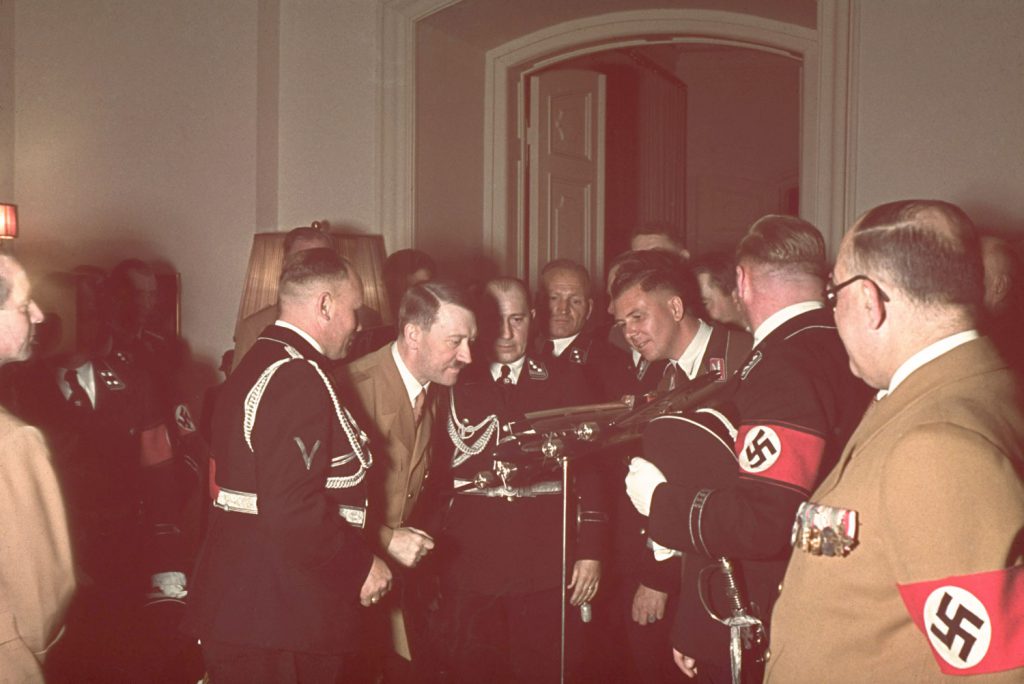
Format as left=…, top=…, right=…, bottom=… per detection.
left=340, top=281, right=476, bottom=682
left=767, top=200, right=1024, bottom=681
left=0, top=254, right=75, bottom=682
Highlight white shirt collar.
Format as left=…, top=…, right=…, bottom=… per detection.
left=672, top=319, right=713, bottom=380
left=57, top=361, right=96, bottom=408
left=490, top=355, right=526, bottom=383
left=876, top=329, right=980, bottom=400
left=550, top=333, right=580, bottom=358
left=752, top=301, right=825, bottom=348
left=274, top=319, right=324, bottom=355
left=391, top=342, right=429, bottom=406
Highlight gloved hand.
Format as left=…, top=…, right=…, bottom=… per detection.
left=148, top=571, right=188, bottom=600
left=625, top=456, right=667, bottom=517
left=650, top=539, right=681, bottom=562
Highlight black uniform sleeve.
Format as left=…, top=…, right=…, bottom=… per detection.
left=647, top=345, right=836, bottom=561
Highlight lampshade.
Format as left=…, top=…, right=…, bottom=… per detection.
left=0, top=204, right=17, bottom=239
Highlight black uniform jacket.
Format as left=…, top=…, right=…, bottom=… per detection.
left=537, top=329, right=635, bottom=401
left=439, top=356, right=605, bottom=596
left=611, top=324, right=751, bottom=593
left=644, top=307, right=871, bottom=663
left=182, top=325, right=375, bottom=655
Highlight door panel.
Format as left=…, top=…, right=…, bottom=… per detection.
left=528, top=69, right=605, bottom=290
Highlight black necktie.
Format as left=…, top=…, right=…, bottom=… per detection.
left=498, top=364, right=512, bottom=385
left=542, top=340, right=555, bottom=359
left=65, top=369, right=92, bottom=410
left=660, top=363, right=686, bottom=392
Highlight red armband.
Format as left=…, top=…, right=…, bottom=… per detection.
left=898, top=566, right=1024, bottom=675
left=734, top=423, right=825, bottom=493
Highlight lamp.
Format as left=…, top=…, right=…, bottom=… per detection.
left=0, top=203, right=17, bottom=239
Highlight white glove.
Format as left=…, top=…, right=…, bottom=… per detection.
left=148, top=571, right=188, bottom=600
left=625, top=457, right=667, bottom=517
left=651, top=539, right=682, bottom=562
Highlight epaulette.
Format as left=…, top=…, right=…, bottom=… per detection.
left=526, top=357, right=549, bottom=380
left=142, top=328, right=167, bottom=343
left=95, top=360, right=127, bottom=391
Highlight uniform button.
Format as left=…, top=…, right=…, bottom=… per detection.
left=407, top=493, right=413, bottom=499
left=777, top=582, right=783, bottom=593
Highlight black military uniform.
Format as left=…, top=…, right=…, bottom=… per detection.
left=601, top=324, right=751, bottom=683
left=0, top=353, right=190, bottom=681
left=182, top=325, right=376, bottom=678
left=438, top=355, right=605, bottom=683
left=644, top=307, right=871, bottom=682
left=537, top=328, right=641, bottom=402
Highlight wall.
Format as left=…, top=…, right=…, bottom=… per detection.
left=0, top=0, right=12, bottom=200
left=853, top=0, right=1024, bottom=235
left=675, top=47, right=800, bottom=255
left=8, top=0, right=383, bottom=400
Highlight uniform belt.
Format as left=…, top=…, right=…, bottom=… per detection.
left=213, top=487, right=366, bottom=528
left=453, top=479, right=562, bottom=499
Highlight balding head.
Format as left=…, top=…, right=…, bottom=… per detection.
left=0, top=255, right=44, bottom=365
left=831, top=200, right=982, bottom=389
left=284, top=225, right=335, bottom=256
left=843, top=200, right=982, bottom=315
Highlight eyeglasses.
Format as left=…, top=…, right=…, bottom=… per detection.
left=824, top=275, right=890, bottom=309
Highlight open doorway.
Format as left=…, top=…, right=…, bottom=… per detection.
left=519, top=43, right=800, bottom=290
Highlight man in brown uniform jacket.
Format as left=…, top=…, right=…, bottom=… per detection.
left=0, top=254, right=75, bottom=682
left=767, top=200, right=1024, bottom=681
left=340, top=282, right=476, bottom=682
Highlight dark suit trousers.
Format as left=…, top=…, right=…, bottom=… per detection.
left=201, top=639, right=351, bottom=684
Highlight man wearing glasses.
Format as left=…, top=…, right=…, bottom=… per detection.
left=626, top=215, right=871, bottom=682
left=767, top=201, right=1024, bottom=681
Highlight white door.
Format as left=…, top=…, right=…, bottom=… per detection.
left=528, top=69, right=606, bottom=291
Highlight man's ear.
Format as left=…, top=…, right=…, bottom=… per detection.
left=735, top=265, right=749, bottom=301
left=861, top=280, right=887, bottom=330
left=404, top=322, right=420, bottom=348
left=668, top=295, right=685, bottom=321
left=317, top=291, right=333, bottom=321
left=585, top=298, right=594, bottom=321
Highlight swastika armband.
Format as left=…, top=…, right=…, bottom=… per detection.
left=735, top=423, right=826, bottom=493
left=898, top=565, right=1024, bottom=675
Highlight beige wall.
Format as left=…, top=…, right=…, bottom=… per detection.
left=853, top=0, right=1024, bottom=234
left=6, top=0, right=382, bottom=399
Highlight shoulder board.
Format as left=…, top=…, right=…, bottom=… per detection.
left=95, top=361, right=127, bottom=391
left=784, top=324, right=837, bottom=341
left=526, top=357, right=549, bottom=380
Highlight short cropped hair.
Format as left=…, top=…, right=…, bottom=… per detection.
left=540, top=259, right=592, bottom=297
left=608, top=249, right=701, bottom=311
left=691, top=251, right=738, bottom=294
left=847, top=200, right=982, bottom=309
left=736, top=215, right=827, bottom=280
left=283, top=225, right=334, bottom=254
left=398, top=281, right=472, bottom=331
left=485, top=277, right=530, bottom=304
left=278, top=247, right=352, bottom=299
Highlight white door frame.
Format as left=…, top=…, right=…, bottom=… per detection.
left=380, top=1, right=857, bottom=266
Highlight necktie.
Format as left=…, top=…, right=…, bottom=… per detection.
left=659, top=363, right=686, bottom=392
left=65, top=369, right=92, bottom=409
left=542, top=340, right=555, bottom=359
left=412, top=389, right=426, bottom=426
left=498, top=364, right=512, bottom=385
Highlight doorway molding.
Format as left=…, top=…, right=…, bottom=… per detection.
left=379, top=1, right=857, bottom=264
